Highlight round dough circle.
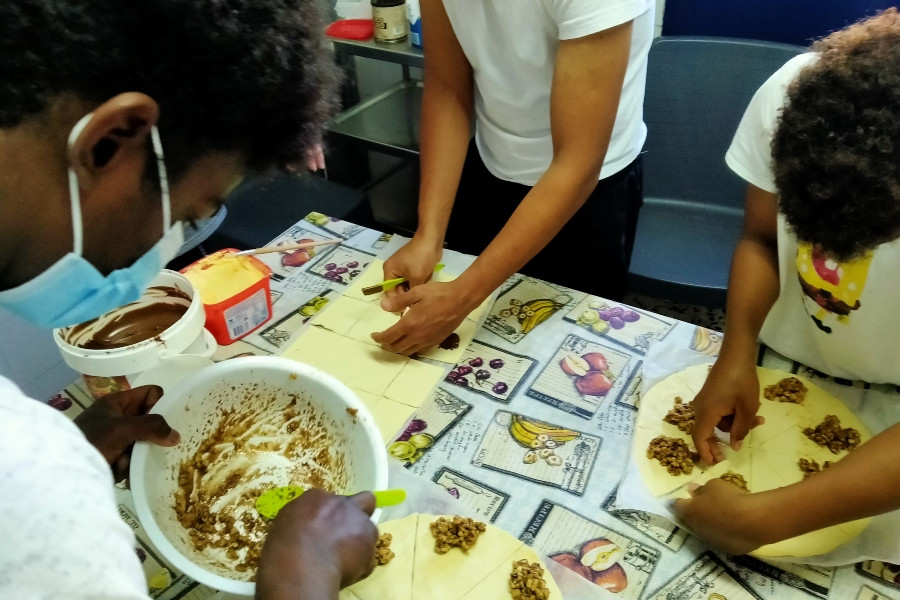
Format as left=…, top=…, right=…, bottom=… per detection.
left=635, top=364, right=872, bottom=558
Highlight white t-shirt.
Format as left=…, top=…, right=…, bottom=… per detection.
left=726, top=53, right=900, bottom=385
left=0, top=376, right=149, bottom=599
left=442, top=0, right=654, bottom=185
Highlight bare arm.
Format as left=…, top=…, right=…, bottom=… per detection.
left=415, top=0, right=474, bottom=248
left=374, top=21, right=634, bottom=354
left=378, top=0, right=474, bottom=291
left=691, top=184, right=781, bottom=464
left=456, top=21, right=633, bottom=300
left=675, top=423, right=900, bottom=555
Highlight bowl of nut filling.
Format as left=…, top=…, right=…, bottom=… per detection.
left=129, top=355, right=388, bottom=595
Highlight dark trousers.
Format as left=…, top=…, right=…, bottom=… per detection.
left=445, top=140, right=643, bottom=300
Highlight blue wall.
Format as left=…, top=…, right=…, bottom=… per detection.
left=662, top=1, right=895, bottom=46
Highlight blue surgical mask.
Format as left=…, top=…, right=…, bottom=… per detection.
left=0, top=114, right=184, bottom=329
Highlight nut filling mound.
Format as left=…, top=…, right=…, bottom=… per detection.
left=174, top=390, right=348, bottom=578
left=764, top=376, right=808, bottom=403
left=799, top=458, right=834, bottom=479
left=803, top=414, right=861, bottom=453
left=719, top=471, right=750, bottom=493
left=509, top=559, right=551, bottom=600
left=374, top=533, right=395, bottom=566
left=647, top=435, right=698, bottom=475
left=429, top=516, right=487, bottom=554
left=663, top=396, right=695, bottom=434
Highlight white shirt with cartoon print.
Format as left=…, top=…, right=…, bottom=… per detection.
left=726, top=53, right=900, bottom=385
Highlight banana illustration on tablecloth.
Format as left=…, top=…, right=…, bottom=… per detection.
left=499, top=296, right=569, bottom=335
left=509, top=414, right=581, bottom=467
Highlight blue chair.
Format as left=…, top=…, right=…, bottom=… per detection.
left=627, top=36, right=805, bottom=307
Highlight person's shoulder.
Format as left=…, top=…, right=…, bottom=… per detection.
left=548, top=0, right=653, bottom=40
left=739, top=52, right=818, bottom=126
left=759, top=53, right=819, bottom=99
left=0, top=378, right=149, bottom=599
left=745, top=52, right=818, bottom=129
left=724, top=53, right=816, bottom=193
left=0, top=377, right=96, bottom=462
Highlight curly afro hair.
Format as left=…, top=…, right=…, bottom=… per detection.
left=772, top=8, right=900, bottom=260
left=0, top=0, right=341, bottom=180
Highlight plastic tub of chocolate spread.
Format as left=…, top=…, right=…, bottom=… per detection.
left=53, top=269, right=216, bottom=398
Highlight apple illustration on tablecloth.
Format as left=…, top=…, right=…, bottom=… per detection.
left=551, top=538, right=628, bottom=593
left=560, top=352, right=614, bottom=396
left=281, top=238, right=317, bottom=268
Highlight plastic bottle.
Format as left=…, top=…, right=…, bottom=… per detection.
left=407, top=0, right=422, bottom=48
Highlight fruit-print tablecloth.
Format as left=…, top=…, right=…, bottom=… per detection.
left=51, top=214, right=900, bottom=600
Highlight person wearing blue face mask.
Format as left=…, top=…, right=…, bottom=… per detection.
left=0, top=2, right=379, bottom=599
left=0, top=114, right=186, bottom=328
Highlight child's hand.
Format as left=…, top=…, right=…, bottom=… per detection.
left=691, top=360, right=764, bottom=465
left=672, top=480, right=771, bottom=555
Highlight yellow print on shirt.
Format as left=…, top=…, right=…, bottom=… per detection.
left=796, top=243, right=873, bottom=334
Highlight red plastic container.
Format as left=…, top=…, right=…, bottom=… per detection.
left=180, top=249, right=273, bottom=345
left=326, top=19, right=375, bottom=40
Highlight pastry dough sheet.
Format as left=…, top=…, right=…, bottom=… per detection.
left=282, top=327, right=444, bottom=443
left=636, top=364, right=872, bottom=558
left=340, top=514, right=562, bottom=600
left=333, top=259, right=491, bottom=364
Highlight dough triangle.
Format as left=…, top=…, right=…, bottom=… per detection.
left=347, top=514, right=418, bottom=600
left=458, top=544, right=562, bottom=600
left=411, top=515, right=523, bottom=600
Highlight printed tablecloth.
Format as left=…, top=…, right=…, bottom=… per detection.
left=50, top=214, right=900, bottom=600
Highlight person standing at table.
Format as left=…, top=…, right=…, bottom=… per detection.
left=0, top=2, right=377, bottom=598
left=675, top=9, right=900, bottom=554
left=372, top=0, right=654, bottom=356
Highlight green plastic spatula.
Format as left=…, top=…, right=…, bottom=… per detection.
left=256, top=487, right=406, bottom=520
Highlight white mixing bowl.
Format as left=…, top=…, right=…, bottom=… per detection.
left=130, top=356, right=388, bottom=595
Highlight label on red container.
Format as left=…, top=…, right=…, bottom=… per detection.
left=224, top=288, right=270, bottom=341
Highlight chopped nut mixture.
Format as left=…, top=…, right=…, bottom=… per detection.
left=799, top=458, right=834, bottom=479
left=647, top=435, right=698, bottom=475
left=764, top=377, right=808, bottom=403
left=373, top=533, right=395, bottom=566
left=663, top=395, right=695, bottom=434
left=803, top=414, right=861, bottom=453
left=719, top=471, right=750, bottom=493
left=509, top=559, right=551, bottom=600
left=429, top=516, right=486, bottom=554
left=174, top=387, right=348, bottom=579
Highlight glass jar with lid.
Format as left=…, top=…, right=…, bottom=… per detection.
left=372, top=0, right=408, bottom=43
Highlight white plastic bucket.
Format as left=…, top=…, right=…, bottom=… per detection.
left=53, top=269, right=217, bottom=398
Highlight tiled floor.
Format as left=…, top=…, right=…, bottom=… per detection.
left=624, top=292, right=726, bottom=332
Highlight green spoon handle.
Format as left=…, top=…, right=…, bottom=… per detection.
left=381, top=263, right=445, bottom=293
left=373, top=488, right=406, bottom=507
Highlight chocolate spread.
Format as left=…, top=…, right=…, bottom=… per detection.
left=439, top=332, right=460, bottom=350
left=64, top=286, right=191, bottom=349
